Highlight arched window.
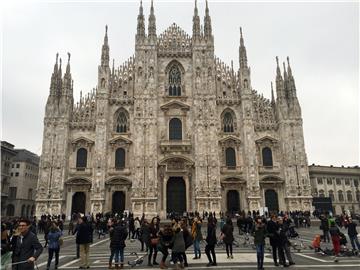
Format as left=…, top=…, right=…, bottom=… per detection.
left=76, top=148, right=87, bottom=169
left=21, top=205, right=26, bottom=217
left=223, top=112, right=234, bottom=133
left=168, top=65, right=181, bottom=96
left=356, top=191, right=360, bottom=202
left=225, top=147, right=236, bottom=169
left=262, top=147, right=273, bottom=167
left=346, top=191, right=353, bottom=202
left=115, top=148, right=125, bottom=170
left=319, top=189, right=325, bottom=198
left=328, top=190, right=335, bottom=201
left=6, top=204, right=15, bottom=216
left=169, top=118, right=182, bottom=140
left=338, top=190, right=344, bottom=202
left=115, top=111, right=128, bottom=133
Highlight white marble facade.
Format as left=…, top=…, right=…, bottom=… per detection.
left=35, top=1, right=312, bottom=219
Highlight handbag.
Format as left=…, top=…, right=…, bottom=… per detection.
left=150, top=238, right=159, bottom=246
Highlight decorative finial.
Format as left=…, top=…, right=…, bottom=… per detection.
left=287, top=56, right=290, bottom=66
left=276, top=56, right=279, bottom=67
left=240, top=27, right=243, bottom=38
left=56, top=53, right=59, bottom=64
left=67, top=52, right=71, bottom=63
left=105, top=25, right=108, bottom=34
left=59, top=57, right=62, bottom=67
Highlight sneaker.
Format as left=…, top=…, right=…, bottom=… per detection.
left=193, top=256, right=198, bottom=260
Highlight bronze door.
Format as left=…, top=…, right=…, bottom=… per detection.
left=166, top=177, right=186, bottom=215
left=71, top=192, right=86, bottom=214
left=112, top=191, right=125, bottom=215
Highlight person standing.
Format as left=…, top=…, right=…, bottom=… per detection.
left=319, top=214, right=330, bottom=243
left=253, top=217, right=267, bottom=270
left=329, top=220, right=341, bottom=262
left=11, top=218, right=43, bottom=270
left=172, top=222, right=186, bottom=269
left=147, top=218, right=159, bottom=266
left=221, top=218, right=234, bottom=259
left=204, top=217, right=217, bottom=267
left=76, top=216, right=92, bottom=269
left=158, top=224, right=174, bottom=269
left=191, top=217, right=202, bottom=260
left=267, top=214, right=280, bottom=266
left=345, top=217, right=360, bottom=252
left=46, top=222, right=62, bottom=270
left=109, top=219, right=128, bottom=269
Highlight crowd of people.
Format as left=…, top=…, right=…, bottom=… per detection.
left=1, top=210, right=359, bottom=270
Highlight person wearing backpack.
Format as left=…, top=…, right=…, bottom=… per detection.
left=46, top=222, right=62, bottom=270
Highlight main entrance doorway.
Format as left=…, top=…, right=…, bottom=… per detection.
left=166, top=177, right=186, bottom=215
left=265, top=189, right=279, bottom=213
left=112, top=191, right=125, bottom=214
left=71, top=192, right=86, bottom=214
left=227, top=190, right=240, bottom=214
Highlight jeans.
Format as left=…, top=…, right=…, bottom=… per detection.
left=283, top=242, right=294, bottom=264
left=225, top=243, right=233, bottom=257
left=256, top=244, right=264, bottom=269
left=350, top=235, right=360, bottom=250
left=322, top=230, right=330, bottom=242
left=148, top=244, right=158, bottom=264
left=109, top=248, right=124, bottom=264
left=47, top=247, right=60, bottom=269
left=193, top=240, right=201, bottom=257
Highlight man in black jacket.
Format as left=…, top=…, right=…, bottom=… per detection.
left=12, top=218, right=43, bottom=270
left=267, top=215, right=281, bottom=266
left=205, top=217, right=217, bottom=267
left=76, top=216, right=92, bottom=269
left=346, top=217, right=360, bottom=251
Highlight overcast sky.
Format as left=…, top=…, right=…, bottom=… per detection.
left=1, top=0, right=359, bottom=166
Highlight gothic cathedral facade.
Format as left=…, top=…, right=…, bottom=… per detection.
left=36, top=1, right=312, bottom=218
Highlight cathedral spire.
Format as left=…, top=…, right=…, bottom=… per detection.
left=101, top=25, right=110, bottom=67
left=148, top=0, right=156, bottom=40
left=287, top=56, right=297, bottom=98
left=239, top=27, right=248, bottom=69
left=204, top=0, right=212, bottom=40
left=271, top=82, right=275, bottom=104
left=136, top=0, right=145, bottom=41
left=275, top=56, right=285, bottom=101
left=192, top=0, right=200, bottom=39
left=57, top=57, right=63, bottom=96
left=63, top=52, right=72, bottom=92
left=50, top=53, right=59, bottom=94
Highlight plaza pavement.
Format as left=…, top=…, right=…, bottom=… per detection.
left=29, top=226, right=360, bottom=270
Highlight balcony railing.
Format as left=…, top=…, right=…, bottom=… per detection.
left=108, top=167, right=131, bottom=176
left=69, top=167, right=92, bottom=176
left=160, top=140, right=192, bottom=153
left=258, top=165, right=280, bottom=174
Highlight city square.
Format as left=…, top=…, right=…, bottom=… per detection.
left=1, top=0, right=359, bottom=269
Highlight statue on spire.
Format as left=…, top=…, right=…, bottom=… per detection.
left=192, top=0, right=200, bottom=39
left=148, top=0, right=156, bottom=40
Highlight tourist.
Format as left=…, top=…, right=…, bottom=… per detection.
left=158, top=224, right=174, bottom=269
left=253, top=217, right=267, bottom=270
left=76, top=216, right=92, bottom=269
left=191, top=216, right=203, bottom=259
left=267, top=214, right=280, bottom=266
left=204, top=217, right=217, bottom=267
left=172, top=221, right=186, bottom=269
left=148, top=218, right=159, bottom=266
left=180, top=219, right=192, bottom=267
left=221, top=217, right=234, bottom=259
left=329, top=220, right=341, bottom=262
left=109, top=219, right=128, bottom=269
left=278, top=216, right=294, bottom=266
left=140, top=219, right=149, bottom=253
left=46, top=222, right=62, bottom=270
left=319, top=214, right=330, bottom=243
left=345, top=217, right=360, bottom=252
left=11, top=218, right=43, bottom=270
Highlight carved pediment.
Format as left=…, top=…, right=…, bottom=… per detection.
left=65, top=177, right=92, bottom=185
left=71, top=137, right=94, bottom=151
left=158, top=155, right=194, bottom=167
left=221, top=176, right=246, bottom=185
left=255, top=135, right=279, bottom=144
left=219, top=135, right=242, bottom=146
left=160, top=100, right=190, bottom=111
left=105, top=177, right=132, bottom=186
left=109, top=135, right=132, bottom=148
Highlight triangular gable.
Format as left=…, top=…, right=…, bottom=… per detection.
left=71, top=136, right=94, bottom=145
left=255, top=135, right=279, bottom=144
left=219, top=135, right=241, bottom=144
left=160, top=100, right=190, bottom=111
left=109, top=135, right=132, bottom=145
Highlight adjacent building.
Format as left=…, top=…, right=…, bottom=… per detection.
left=309, top=164, right=360, bottom=214
left=35, top=1, right=312, bottom=218
left=1, top=141, right=17, bottom=216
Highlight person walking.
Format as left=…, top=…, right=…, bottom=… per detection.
left=329, top=220, right=341, bottom=262
left=46, top=222, right=62, bottom=270
left=267, top=214, right=281, bottom=266
left=180, top=219, right=192, bottom=267
left=204, top=217, right=217, bottom=267
left=147, top=218, right=159, bottom=266
left=253, top=217, right=267, bottom=270
left=158, top=224, right=174, bottom=269
left=221, top=217, right=234, bottom=259
left=277, top=217, right=293, bottom=267
left=109, top=219, right=128, bottom=269
left=76, top=216, right=92, bottom=269
left=345, top=217, right=360, bottom=252
left=11, top=218, right=43, bottom=270
left=319, top=214, right=330, bottom=243
left=191, top=217, right=202, bottom=260
left=172, top=222, right=186, bottom=269
left=134, top=218, right=141, bottom=239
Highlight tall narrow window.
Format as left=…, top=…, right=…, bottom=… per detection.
left=168, top=65, right=181, bottom=96
left=116, top=111, right=128, bottom=133
left=169, top=118, right=182, bottom=140
left=328, top=190, right=335, bottom=201
left=338, top=190, right=344, bottom=202
left=115, top=148, right=125, bottom=170
left=223, top=112, right=234, bottom=133
left=346, top=191, right=353, bottom=202
left=76, top=148, right=87, bottom=169
left=225, top=147, right=236, bottom=169
left=262, top=147, right=273, bottom=167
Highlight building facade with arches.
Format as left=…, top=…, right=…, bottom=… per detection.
left=36, top=1, right=312, bottom=218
